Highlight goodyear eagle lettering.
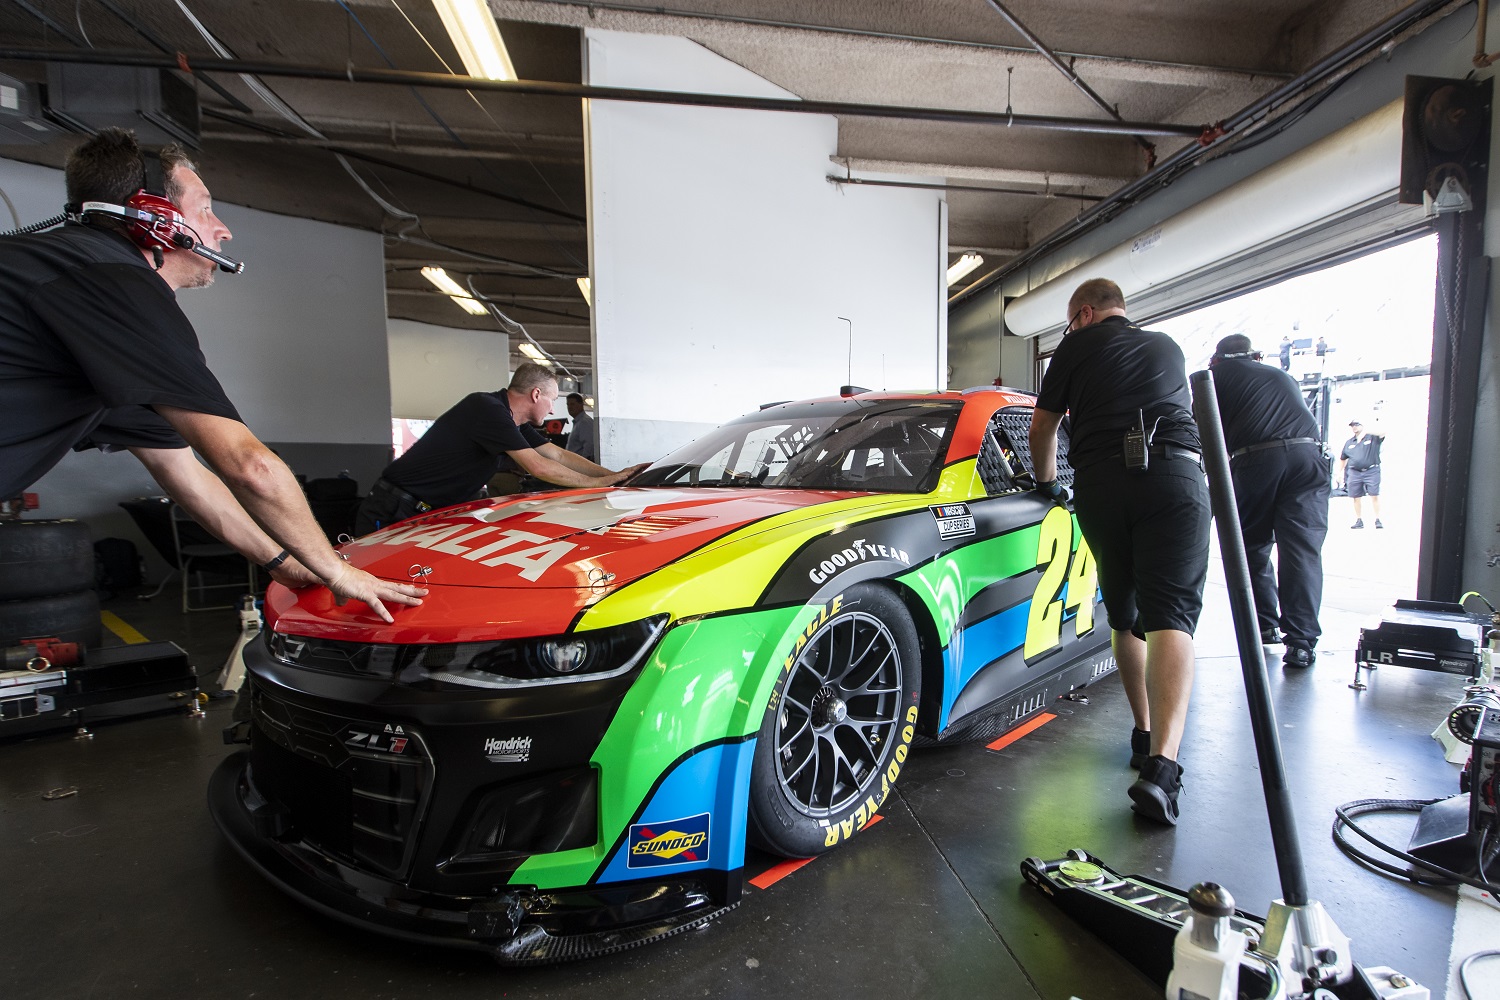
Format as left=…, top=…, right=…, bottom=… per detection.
left=783, top=595, right=844, bottom=672
left=824, top=704, right=919, bottom=848
left=808, top=538, right=912, bottom=584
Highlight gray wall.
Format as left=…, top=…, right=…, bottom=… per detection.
left=583, top=30, right=948, bottom=468
left=2, top=154, right=391, bottom=576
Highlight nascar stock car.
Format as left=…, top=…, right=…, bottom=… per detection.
left=208, top=387, right=1116, bottom=964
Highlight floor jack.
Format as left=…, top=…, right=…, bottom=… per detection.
left=1021, top=370, right=1429, bottom=1000
left=215, top=595, right=262, bottom=695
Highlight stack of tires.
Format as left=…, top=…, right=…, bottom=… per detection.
left=0, top=519, right=102, bottom=651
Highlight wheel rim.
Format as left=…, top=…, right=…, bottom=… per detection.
left=774, top=610, right=904, bottom=816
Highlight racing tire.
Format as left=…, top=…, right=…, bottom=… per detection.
left=0, top=519, right=94, bottom=601
left=0, top=589, right=103, bottom=649
left=748, top=584, right=922, bottom=858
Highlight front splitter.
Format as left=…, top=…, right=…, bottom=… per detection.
left=207, top=750, right=737, bottom=965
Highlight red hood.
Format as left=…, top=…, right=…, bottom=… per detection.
left=266, top=487, right=869, bottom=642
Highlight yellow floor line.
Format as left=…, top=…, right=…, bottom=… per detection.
left=100, top=611, right=149, bottom=645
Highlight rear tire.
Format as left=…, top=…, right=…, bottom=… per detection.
left=747, top=584, right=922, bottom=858
left=0, top=520, right=94, bottom=601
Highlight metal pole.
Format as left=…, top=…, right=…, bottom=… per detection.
left=1190, top=369, right=1310, bottom=907
left=0, top=46, right=1206, bottom=139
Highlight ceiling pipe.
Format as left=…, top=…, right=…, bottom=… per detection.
left=7, top=0, right=87, bottom=48
left=982, top=0, right=1157, bottom=166
left=0, top=47, right=1208, bottom=139
left=827, top=175, right=1103, bottom=202
left=951, top=0, right=1463, bottom=306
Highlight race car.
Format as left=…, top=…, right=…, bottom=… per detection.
left=208, top=387, right=1115, bottom=964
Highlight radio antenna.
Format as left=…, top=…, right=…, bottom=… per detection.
left=838, top=316, right=852, bottom=384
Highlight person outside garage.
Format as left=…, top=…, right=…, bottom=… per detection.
left=0, top=127, right=423, bottom=623
left=1028, top=277, right=1210, bottom=826
left=1336, top=419, right=1385, bottom=528
left=355, top=364, right=647, bottom=535
left=564, top=391, right=597, bottom=463
left=1278, top=334, right=1293, bottom=371
left=1209, top=334, right=1329, bottom=670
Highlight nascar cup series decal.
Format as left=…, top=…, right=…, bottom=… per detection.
left=627, top=813, right=711, bottom=869
left=930, top=502, right=976, bottom=540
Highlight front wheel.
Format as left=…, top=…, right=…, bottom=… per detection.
left=747, top=585, right=922, bottom=857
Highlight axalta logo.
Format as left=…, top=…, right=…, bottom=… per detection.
left=626, top=812, right=710, bottom=868
left=483, top=735, right=532, bottom=763
left=808, top=537, right=911, bottom=584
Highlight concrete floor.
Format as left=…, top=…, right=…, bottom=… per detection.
left=0, top=520, right=1490, bottom=999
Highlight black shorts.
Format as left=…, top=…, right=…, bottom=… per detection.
left=1072, top=457, right=1211, bottom=636
left=1346, top=466, right=1380, bottom=498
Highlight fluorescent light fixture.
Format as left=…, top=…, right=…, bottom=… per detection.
left=519, top=342, right=545, bottom=360
left=946, top=252, right=984, bottom=287
left=432, top=0, right=517, bottom=81
left=421, top=266, right=488, bottom=315
left=576, top=276, right=591, bottom=305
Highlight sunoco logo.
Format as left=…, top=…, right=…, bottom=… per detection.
left=483, top=735, right=532, bottom=763
left=626, top=812, right=710, bottom=868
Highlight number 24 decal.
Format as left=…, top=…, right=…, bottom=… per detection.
left=1023, top=506, right=1097, bottom=658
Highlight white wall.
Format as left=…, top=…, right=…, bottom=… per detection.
left=386, top=318, right=509, bottom=419
left=2, top=154, right=391, bottom=571
left=583, top=30, right=946, bottom=468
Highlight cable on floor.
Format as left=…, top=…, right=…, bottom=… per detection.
left=1331, top=797, right=1499, bottom=894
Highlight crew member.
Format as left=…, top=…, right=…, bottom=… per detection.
left=1029, top=278, right=1210, bottom=826
left=354, top=364, right=647, bottom=535
left=0, top=128, right=423, bottom=623
left=564, top=392, right=597, bottom=463
left=1336, top=420, right=1385, bottom=529
left=1209, top=335, right=1329, bottom=669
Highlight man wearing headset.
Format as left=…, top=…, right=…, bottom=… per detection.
left=1028, top=278, right=1210, bottom=826
left=1209, top=334, right=1328, bottom=669
left=0, top=128, right=424, bottom=623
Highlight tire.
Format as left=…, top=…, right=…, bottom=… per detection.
left=0, top=519, right=94, bottom=601
left=748, top=584, right=923, bottom=858
left=0, top=589, right=103, bottom=649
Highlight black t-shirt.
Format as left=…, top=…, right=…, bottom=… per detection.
left=380, top=391, right=548, bottom=508
left=0, top=223, right=240, bottom=496
left=1341, top=433, right=1385, bottom=470
left=1211, top=358, right=1319, bottom=453
left=1036, top=315, right=1200, bottom=468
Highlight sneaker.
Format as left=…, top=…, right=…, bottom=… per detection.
left=1351, top=519, right=1364, bottom=529
left=1375, top=520, right=1384, bottom=529
left=1129, top=755, right=1183, bottom=826
left=1283, top=645, right=1314, bottom=669
left=1129, top=727, right=1150, bottom=771
left=1260, top=627, right=1282, bottom=645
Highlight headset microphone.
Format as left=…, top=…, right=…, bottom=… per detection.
left=75, top=198, right=245, bottom=274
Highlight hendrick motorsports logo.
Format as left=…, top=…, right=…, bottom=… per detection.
left=483, top=735, right=532, bottom=763
left=627, top=812, right=710, bottom=868
left=808, top=537, right=912, bottom=584
left=930, top=502, right=975, bottom=539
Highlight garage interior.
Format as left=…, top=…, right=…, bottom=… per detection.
left=2, top=1, right=1500, bottom=997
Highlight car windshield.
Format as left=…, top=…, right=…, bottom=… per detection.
left=631, top=399, right=963, bottom=493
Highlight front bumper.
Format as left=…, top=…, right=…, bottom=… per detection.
left=205, top=639, right=739, bottom=964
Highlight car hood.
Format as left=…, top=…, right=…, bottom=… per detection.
left=266, top=487, right=907, bottom=642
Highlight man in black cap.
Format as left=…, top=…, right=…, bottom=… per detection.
left=1029, top=277, right=1210, bottom=826
left=1210, top=334, right=1329, bottom=669
left=1336, top=420, right=1385, bottom=529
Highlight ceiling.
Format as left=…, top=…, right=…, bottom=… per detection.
left=0, top=0, right=1427, bottom=377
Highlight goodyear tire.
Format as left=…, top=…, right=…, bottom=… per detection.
left=0, top=590, right=103, bottom=649
left=0, top=520, right=94, bottom=601
left=748, top=584, right=922, bottom=858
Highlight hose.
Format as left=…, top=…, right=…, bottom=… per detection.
left=1331, top=797, right=1499, bottom=893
